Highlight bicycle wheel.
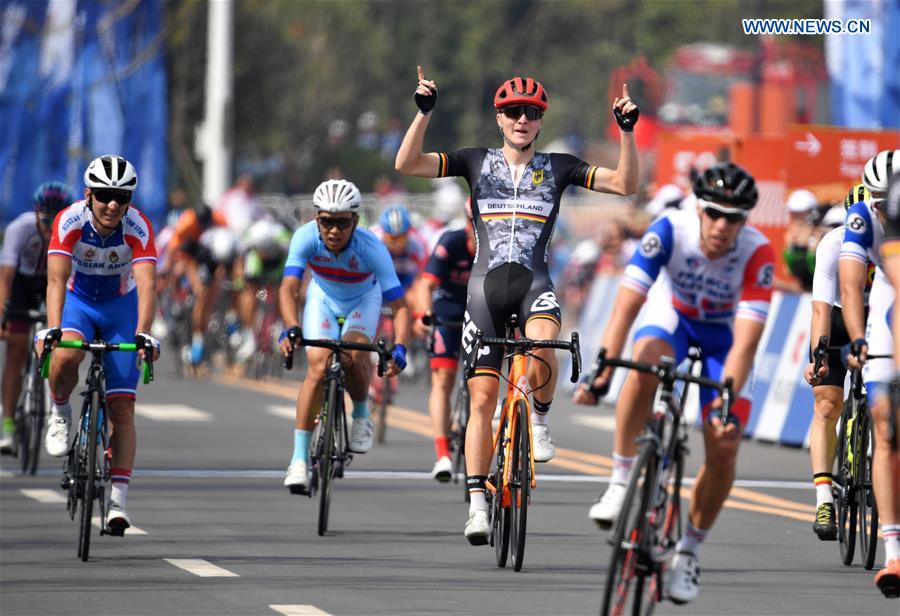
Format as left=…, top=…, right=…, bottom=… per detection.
left=858, top=411, right=879, bottom=570
left=492, top=412, right=511, bottom=568
left=510, top=400, right=530, bottom=572
left=78, top=391, right=100, bottom=561
left=23, top=369, right=46, bottom=475
left=318, top=379, right=339, bottom=536
left=601, top=442, right=657, bottom=616
left=836, top=400, right=857, bottom=566
left=375, top=377, right=389, bottom=445
left=451, top=381, right=469, bottom=486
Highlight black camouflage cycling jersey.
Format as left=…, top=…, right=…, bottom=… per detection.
left=438, top=147, right=597, bottom=275
left=437, top=147, right=598, bottom=378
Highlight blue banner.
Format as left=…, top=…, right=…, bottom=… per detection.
left=0, top=0, right=168, bottom=228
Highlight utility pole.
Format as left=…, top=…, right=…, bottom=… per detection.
left=195, top=0, right=233, bottom=205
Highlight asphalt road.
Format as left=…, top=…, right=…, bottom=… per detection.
left=1, top=358, right=896, bottom=615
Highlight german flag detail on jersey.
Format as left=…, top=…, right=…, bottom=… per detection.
left=882, top=239, right=900, bottom=258
left=526, top=313, right=561, bottom=328
left=437, top=153, right=449, bottom=177
left=584, top=166, right=598, bottom=189
left=472, top=366, right=501, bottom=380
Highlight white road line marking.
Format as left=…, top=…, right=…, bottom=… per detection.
left=267, top=404, right=296, bottom=420
left=165, top=558, right=239, bottom=577
left=136, top=404, right=212, bottom=422
left=92, top=516, right=147, bottom=535
left=571, top=414, right=617, bottom=433
left=270, top=605, right=332, bottom=616
left=20, top=489, right=66, bottom=503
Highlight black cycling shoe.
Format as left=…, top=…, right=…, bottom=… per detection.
left=813, top=503, right=837, bottom=541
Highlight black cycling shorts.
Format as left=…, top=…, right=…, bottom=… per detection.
left=809, top=305, right=865, bottom=388
left=461, top=262, right=561, bottom=379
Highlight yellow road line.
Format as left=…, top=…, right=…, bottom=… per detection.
left=214, top=374, right=817, bottom=525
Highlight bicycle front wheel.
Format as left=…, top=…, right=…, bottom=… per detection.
left=25, top=374, right=46, bottom=475
left=510, top=400, right=530, bottom=572
left=836, top=399, right=857, bottom=566
left=318, top=379, right=339, bottom=536
left=601, top=442, right=657, bottom=616
left=492, top=411, right=511, bottom=568
left=858, top=411, right=879, bottom=570
left=78, top=391, right=101, bottom=561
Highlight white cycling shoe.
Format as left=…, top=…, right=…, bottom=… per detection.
left=349, top=417, right=374, bottom=453
left=284, top=460, right=310, bottom=495
left=588, top=483, right=627, bottom=529
left=106, top=501, right=131, bottom=535
left=464, top=509, right=490, bottom=546
left=531, top=424, right=556, bottom=462
left=45, top=416, right=71, bottom=457
left=668, top=551, right=700, bottom=604
left=431, top=456, right=453, bottom=482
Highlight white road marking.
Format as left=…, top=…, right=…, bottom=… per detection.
left=570, top=414, right=617, bottom=432
left=20, top=489, right=66, bottom=503
left=165, top=558, right=240, bottom=577
left=270, top=605, right=332, bottom=616
left=267, top=404, right=296, bottom=420
left=92, top=516, right=147, bottom=535
left=136, top=404, right=212, bottom=422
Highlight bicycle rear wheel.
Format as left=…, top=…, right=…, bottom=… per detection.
left=858, top=412, right=879, bottom=570
left=601, top=442, right=657, bottom=616
left=20, top=368, right=45, bottom=475
left=451, top=380, right=469, bottom=488
left=318, top=379, right=339, bottom=536
left=510, top=400, right=530, bottom=572
left=492, top=412, right=510, bottom=568
left=836, top=400, right=857, bottom=566
left=78, top=391, right=100, bottom=561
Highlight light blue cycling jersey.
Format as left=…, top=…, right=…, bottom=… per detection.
left=283, top=221, right=403, bottom=303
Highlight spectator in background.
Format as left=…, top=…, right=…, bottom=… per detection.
left=357, top=111, right=380, bottom=151
left=595, top=220, right=636, bottom=275
left=782, top=189, right=821, bottom=293
left=381, top=117, right=404, bottom=161
left=821, top=206, right=845, bottom=230
left=420, top=180, right=465, bottom=252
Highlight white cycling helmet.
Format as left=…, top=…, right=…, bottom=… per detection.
left=313, top=179, right=361, bottom=213
left=862, top=149, right=899, bottom=195
left=200, top=227, right=239, bottom=264
left=246, top=218, right=288, bottom=253
left=84, top=155, right=138, bottom=191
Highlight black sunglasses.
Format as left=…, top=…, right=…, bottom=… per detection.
left=500, top=105, right=543, bottom=121
left=317, top=216, right=354, bottom=230
left=703, top=207, right=747, bottom=224
left=92, top=188, right=132, bottom=205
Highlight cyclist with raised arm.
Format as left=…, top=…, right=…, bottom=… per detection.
left=36, top=155, right=160, bottom=534
left=574, top=162, right=774, bottom=604
left=412, top=213, right=476, bottom=481
left=395, top=66, right=639, bottom=544
left=278, top=179, right=410, bottom=493
left=0, top=182, right=76, bottom=453
left=804, top=183, right=875, bottom=540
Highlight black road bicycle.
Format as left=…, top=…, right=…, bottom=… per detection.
left=423, top=314, right=469, bottom=493
left=6, top=309, right=48, bottom=475
left=283, top=329, right=390, bottom=536
left=813, top=336, right=887, bottom=570
left=592, top=348, right=733, bottom=616
left=40, top=336, right=154, bottom=562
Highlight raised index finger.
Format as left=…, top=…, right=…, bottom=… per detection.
left=622, top=83, right=629, bottom=98
left=417, top=65, right=425, bottom=81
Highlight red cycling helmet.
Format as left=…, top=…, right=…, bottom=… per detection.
left=493, top=77, right=549, bottom=111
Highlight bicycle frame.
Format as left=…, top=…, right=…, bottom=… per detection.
left=490, top=352, right=535, bottom=502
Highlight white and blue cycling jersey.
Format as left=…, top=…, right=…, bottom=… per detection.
left=839, top=200, right=893, bottom=399
left=283, top=221, right=403, bottom=303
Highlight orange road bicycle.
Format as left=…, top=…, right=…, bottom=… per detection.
left=469, top=315, right=582, bottom=571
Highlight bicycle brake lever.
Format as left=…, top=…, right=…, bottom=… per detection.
left=377, top=339, right=388, bottom=377
left=569, top=331, right=581, bottom=383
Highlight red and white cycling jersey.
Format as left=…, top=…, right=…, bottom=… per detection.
left=48, top=201, right=157, bottom=302
left=623, top=209, right=774, bottom=324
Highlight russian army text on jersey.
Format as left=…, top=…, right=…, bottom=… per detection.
left=623, top=209, right=774, bottom=324
left=48, top=201, right=157, bottom=302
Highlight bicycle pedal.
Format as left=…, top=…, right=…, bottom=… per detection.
left=106, top=521, right=128, bottom=537
left=288, top=484, right=310, bottom=496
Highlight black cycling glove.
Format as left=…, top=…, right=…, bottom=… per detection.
left=415, top=85, right=437, bottom=115
left=614, top=106, right=639, bottom=132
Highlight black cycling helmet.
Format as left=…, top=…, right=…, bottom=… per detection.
left=693, top=162, right=759, bottom=209
left=34, top=181, right=76, bottom=222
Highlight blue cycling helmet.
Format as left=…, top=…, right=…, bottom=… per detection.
left=34, top=181, right=76, bottom=221
left=380, top=205, right=411, bottom=235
